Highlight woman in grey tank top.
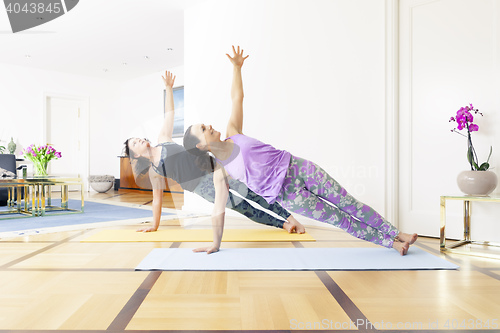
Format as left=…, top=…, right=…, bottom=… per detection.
left=124, top=70, right=304, bottom=235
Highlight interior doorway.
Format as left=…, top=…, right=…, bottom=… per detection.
left=44, top=94, right=89, bottom=191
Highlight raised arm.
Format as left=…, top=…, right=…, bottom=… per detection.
left=158, top=70, right=176, bottom=143
left=225, top=46, right=249, bottom=138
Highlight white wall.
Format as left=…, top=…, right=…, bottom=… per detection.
left=183, top=0, right=393, bottom=221
left=5, top=0, right=497, bottom=242
left=0, top=63, right=121, bottom=182
left=118, top=65, right=185, bottom=148
left=399, top=0, right=500, bottom=241
left=0, top=63, right=184, bottom=188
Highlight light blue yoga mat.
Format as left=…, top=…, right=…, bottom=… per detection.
left=135, top=246, right=459, bottom=271
left=0, top=199, right=172, bottom=234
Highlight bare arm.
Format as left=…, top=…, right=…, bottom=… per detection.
left=158, top=70, right=176, bottom=143
left=225, top=46, right=249, bottom=138
left=137, top=171, right=166, bottom=232
left=193, top=166, right=229, bottom=254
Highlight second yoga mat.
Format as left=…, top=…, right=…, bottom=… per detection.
left=82, top=228, right=316, bottom=242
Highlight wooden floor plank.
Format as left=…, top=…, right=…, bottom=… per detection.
left=0, top=270, right=148, bottom=330
left=0, top=189, right=499, bottom=332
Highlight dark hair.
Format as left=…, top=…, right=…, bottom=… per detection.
left=183, top=125, right=206, bottom=156
left=123, top=138, right=151, bottom=176
left=183, top=125, right=215, bottom=172
left=123, top=138, right=132, bottom=157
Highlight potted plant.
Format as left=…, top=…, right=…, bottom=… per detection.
left=449, top=104, right=497, bottom=196
left=88, top=175, right=115, bottom=193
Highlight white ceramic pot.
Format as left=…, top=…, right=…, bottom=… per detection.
left=457, top=170, right=498, bottom=196
left=90, top=181, right=113, bottom=193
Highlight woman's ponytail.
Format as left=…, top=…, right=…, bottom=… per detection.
left=184, top=125, right=215, bottom=172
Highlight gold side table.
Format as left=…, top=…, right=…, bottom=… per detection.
left=0, top=176, right=84, bottom=219
left=29, top=176, right=84, bottom=216
left=440, top=195, right=500, bottom=260
left=0, top=179, right=32, bottom=218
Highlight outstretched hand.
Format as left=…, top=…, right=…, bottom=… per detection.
left=193, top=244, right=220, bottom=254
left=226, top=45, right=249, bottom=67
left=162, top=70, right=176, bottom=88
left=136, top=226, right=157, bottom=233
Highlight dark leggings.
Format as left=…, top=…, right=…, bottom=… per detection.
left=193, top=174, right=289, bottom=228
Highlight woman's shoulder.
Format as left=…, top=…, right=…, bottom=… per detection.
left=225, top=133, right=244, bottom=141
left=156, top=141, right=179, bottom=147
left=157, top=141, right=187, bottom=153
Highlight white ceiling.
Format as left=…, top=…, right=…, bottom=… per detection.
left=0, top=0, right=205, bottom=81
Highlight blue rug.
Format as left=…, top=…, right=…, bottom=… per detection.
left=0, top=199, right=173, bottom=234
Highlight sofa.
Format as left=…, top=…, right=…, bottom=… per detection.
left=0, top=154, right=17, bottom=206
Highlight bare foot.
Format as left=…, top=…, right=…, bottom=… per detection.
left=283, top=221, right=296, bottom=233
left=393, top=241, right=410, bottom=256
left=287, top=215, right=305, bottom=234
left=396, top=232, right=418, bottom=245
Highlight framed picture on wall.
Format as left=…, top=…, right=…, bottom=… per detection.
left=164, top=86, right=184, bottom=138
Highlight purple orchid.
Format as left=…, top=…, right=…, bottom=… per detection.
left=449, top=104, right=491, bottom=171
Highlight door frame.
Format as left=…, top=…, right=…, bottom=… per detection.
left=384, top=0, right=400, bottom=227
left=43, top=92, right=90, bottom=191
left=398, top=0, right=444, bottom=237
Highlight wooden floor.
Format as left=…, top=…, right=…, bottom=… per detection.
left=1, top=189, right=499, bottom=332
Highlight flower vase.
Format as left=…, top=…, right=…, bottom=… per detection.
left=457, top=170, right=498, bottom=196
left=33, top=161, right=48, bottom=177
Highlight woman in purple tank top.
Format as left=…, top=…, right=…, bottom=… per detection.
left=184, top=46, right=417, bottom=256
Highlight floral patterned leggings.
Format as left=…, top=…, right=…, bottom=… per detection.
left=277, top=156, right=399, bottom=248
left=193, top=173, right=289, bottom=229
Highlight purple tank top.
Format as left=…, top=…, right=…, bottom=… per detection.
left=216, top=134, right=291, bottom=204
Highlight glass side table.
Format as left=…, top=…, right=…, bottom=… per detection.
left=28, top=176, right=84, bottom=216
left=0, top=176, right=84, bottom=219
left=440, top=195, right=500, bottom=260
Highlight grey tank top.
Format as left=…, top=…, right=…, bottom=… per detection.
left=151, top=142, right=207, bottom=192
